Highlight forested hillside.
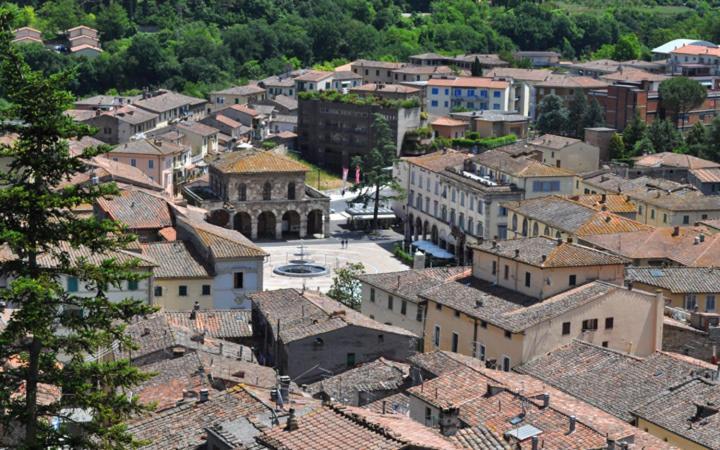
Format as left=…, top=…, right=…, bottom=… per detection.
left=5, top=0, right=720, bottom=98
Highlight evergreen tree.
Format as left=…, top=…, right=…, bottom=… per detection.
left=583, top=98, right=605, bottom=130
left=658, top=77, right=707, bottom=130
left=567, top=89, right=588, bottom=138
left=608, top=133, right=626, bottom=160
left=648, top=119, right=682, bottom=153
left=0, top=13, right=153, bottom=448
left=470, top=56, right=482, bottom=77
left=351, top=114, right=402, bottom=231
left=633, top=136, right=656, bottom=157
left=536, top=94, right=568, bottom=136
left=703, top=115, right=720, bottom=162
left=622, top=113, right=647, bottom=151
left=684, top=122, right=707, bottom=157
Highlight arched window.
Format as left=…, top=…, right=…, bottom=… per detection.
left=263, top=181, right=272, bottom=200
left=522, top=218, right=528, bottom=237
left=468, top=218, right=474, bottom=234
left=532, top=222, right=539, bottom=237
left=544, top=225, right=550, bottom=236
left=238, top=183, right=247, bottom=201
left=511, top=215, right=518, bottom=231
left=416, top=194, right=423, bottom=210
left=476, top=221, right=484, bottom=237
left=555, top=231, right=562, bottom=239
left=288, top=183, right=296, bottom=200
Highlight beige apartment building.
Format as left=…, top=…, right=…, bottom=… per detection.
left=625, top=266, right=720, bottom=313
left=107, top=138, right=190, bottom=195
left=528, top=134, right=600, bottom=173
left=208, top=85, right=266, bottom=113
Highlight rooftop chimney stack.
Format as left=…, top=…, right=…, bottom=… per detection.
left=672, top=226, right=680, bottom=237
left=199, top=388, right=209, bottom=403
left=439, top=407, right=460, bottom=437
left=514, top=249, right=520, bottom=258
left=285, top=408, right=299, bottom=431
left=569, top=415, right=576, bottom=434
left=601, top=193, right=607, bottom=204
left=542, top=393, right=550, bottom=409
left=531, top=436, right=539, bottom=450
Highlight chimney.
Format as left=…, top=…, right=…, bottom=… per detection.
left=672, top=226, right=680, bottom=237
left=568, top=415, right=576, bottom=434
left=439, top=407, right=460, bottom=437
left=694, top=236, right=701, bottom=245
left=285, top=408, right=299, bottom=431
left=279, top=375, right=291, bottom=403
left=541, top=255, right=547, bottom=262
left=475, top=299, right=483, bottom=308
left=531, top=436, right=539, bottom=450
left=566, top=237, right=573, bottom=244
left=514, top=249, right=520, bottom=258
left=541, top=393, right=550, bottom=409
left=700, top=233, right=706, bottom=243
left=199, top=388, right=209, bottom=403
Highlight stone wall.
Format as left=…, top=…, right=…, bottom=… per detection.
left=663, top=319, right=720, bottom=363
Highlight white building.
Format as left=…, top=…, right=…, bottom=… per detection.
left=426, top=77, right=511, bottom=116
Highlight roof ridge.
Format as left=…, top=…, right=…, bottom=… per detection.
left=327, top=404, right=409, bottom=445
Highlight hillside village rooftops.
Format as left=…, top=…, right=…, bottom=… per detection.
left=212, top=149, right=308, bottom=174
left=162, top=310, right=252, bottom=338
left=141, top=241, right=212, bottom=279
left=304, top=357, right=409, bottom=400
left=294, top=70, right=334, bottom=82
left=392, top=65, right=456, bottom=75
left=528, top=134, right=582, bottom=149
left=472, top=236, right=629, bottom=267
left=96, top=189, right=172, bottom=230
left=625, top=185, right=720, bottom=211
left=534, top=73, right=610, bottom=89
left=671, top=44, right=720, bottom=57
left=516, top=340, right=718, bottom=422
left=565, top=194, right=638, bottom=214
left=111, top=139, right=187, bottom=156
left=357, top=266, right=470, bottom=302
left=625, top=266, right=720, bottom=293
left=484, top=67, right=554, bottom=82
left=601, top=67, right=669, bottom=83
left=133, top=91, right=206, bottom=114
left=426, top=77, right=509, bottom=89
left=250, top=289, right=417, bottom=343
left=472, top=150, right=574, bottom=177
left=634, top=151, right=720, bottom=169
left=583, top=172, right=686, bottom=193
left=350, top=83, right=421, bottom=94
left=403, top=149, right=470, bottom=172
left=211, top=84, right=265, bottom=96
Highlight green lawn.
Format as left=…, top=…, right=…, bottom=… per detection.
left=285, top=153, right=344, bottom=191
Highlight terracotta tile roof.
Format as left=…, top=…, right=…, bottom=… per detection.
left=690, top=167, right=720, bottom=183
left=294, top=70, right=334, bottom=82
left=133, top=91, right=206, bottom=114
left=141, top=241, right=211, bottom=279
left=515, top=340, right=717, bottom=421
left=351, top=83, right=421, bottom=94
left=484, top=68, right=552, bottom=82
left=582, top=173, right=683, bottom=193
left=269, top=94, right=298, bottom=111
left=634, top=152, right=720, bottom=170
left=528, top=134, right=581, bottom=150
left=565, top=194, right=638, bottom=214
left=100, top=105, right=158, bottom=125
left=96, top=189, right=172, bottom=230
left=176, top=120, right=218, bottom=136
left=351, top=59, right=406, bottom=70
left=472, top=150, right=574, bottom=178
left=625, top=185, right=720, bottom=211
left=448, top=426, right=510, bottom=449
left=357, top=266, right=470, bottom=302
left=601, top=67, right=669, bottom=82
left=364, top=392, right=411, bottom=415
left=305, top=357, right=409, bottom=402
left=162, top=309, right=252, bottom=338
left=229, top=103, right=260, bottom=117
left=671, top=44, right=720, bottom=57
left=135, top=352, right=210, bottom=411
left=431, top=117, right=469, bottom=127
left=505, top=196, right=650, bottom=236
left=213, top=114, right=242, bottom=128
left=70, top=44, right=102, bottom=52
left=535, top=74, right=609, bottom=89
left=472, top=236, right=628, bottom=268
left=625, top=266, right=720, bottom=293
left=128, top=388, right=269, bottom=449
left=212, top=149, right=308, bottom=174
left=79, top=157, right=162, bottom=191
left=212, top=84, right=265, bottom=96
left=250, top=289, right=417, bottom=343
left=184, top=217, right=267, bottom=259
left=426, top=77, right=509, bottom=89
left=158, top=226, right=176, bottom=241
left=581, top=226, right=720, bottom=266
left=393, top=65, right=455, bottom=75
left=403, top=149, right=470, bottom=173
left=65, top=108, right=97, bottom=122
left=632, top=378, right=720, bottom=449
left=111, top=138, right=187, bottom=156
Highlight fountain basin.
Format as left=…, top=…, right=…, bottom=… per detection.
left=273, top=263, right=329, bottom=277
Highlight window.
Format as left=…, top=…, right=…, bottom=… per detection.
left=431, top=87, right=439, bottom=95
left=562, top=322, right=571, bottom=335
left=154, top=286, right=163, bottom=297
left=511, top=215, right=517, bottom=231
left=501, top=356, right=511, bottom=372
left=263, top=182, right=272, bottom=200
left=683, top=215, right=690, bottom=225
left=435, top=303, right=442, bottom=310
left=234, top=272, right=244, bottom=289
left=433, top=325, right=441, bottom=347
left=663, top=213, right=668, bottom=224
left=475, top=342, right=486, bottom=360
left=602, top=341, right=609, bottom=348
left=67, top=277, right=79, bottom=292
left=130, top=159, right=136, bottom=167
left=451, top=332, right=459, bottom=352
left=238, top=184, right=247, bottom=201
left=454, top=310, right=460, bottom=318
left=504, top=330, right=512, bottom=339
left=416, top=304, right=423, bottom=322
left=504, top=265, right=509, bottom=280
left=532, top=222, right=539, bottom=236
left=569, top=275, right=577, bottom=286
left=288, top=183, right=296, bottom=200
left=532, top=180, right=561, bottom=192
left=148, top=160, right=154, bottom=169
left=524, top=272, right=531, bottom=287
left=650, top=209, right=655, bottom=220
left=480, top=320, right=488, bottom=328
left=431, top=100, right=438, bottom=107
left=346, top=353, right=356, bottom=367
left=388, top=295, right=394, bottom=310
left=493, top=91, right=501, bottom=98
left=425, top=407, right=432, bottom=426
left=685, top=294, right=697, bottom=310
left=179, top=285, right=188, bottom=296
left=492, top=103, right=501, bottom=110
left=582, top=319, right=598, bottom=331
left=605, top=317, right=614, bottom=329
left=401, top=300, right=407, bottom=315
left=707, top=295, right=716, bottom=312
left=202, top=285, right=211, bottom=296
left=492, top=261, right=497, bottom=275
left=370, top=288, right=375, bottom=302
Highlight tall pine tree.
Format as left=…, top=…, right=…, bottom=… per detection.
left=0, top=11, right=154, bottom=449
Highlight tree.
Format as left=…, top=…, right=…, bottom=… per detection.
left=622, top=113, right=647, bottom=151
left=567, top=89, right=588, bottom=138
left=326, top=262, right=366, bottom=310
left=470, top=56, right=482, bottom=76
left=704, top=115, right=720, bottom=162
left=96, top=1, right=134, bottom=42
left=608, top=133, right=626, bottom=160
left=612, top=34, right=642, bottom=61
left=684, top=122, right=708, bottom=157
left=0, top=13, right=154, bottom=448
left=351, top=114, right=402, bottom=232
left=584, top=98, right=605, bottom=130
left=536, top=94, right=568, bottom=136
left=658, top=77, right=707, bottom=130
left=648, top=119, right=682, bottom=153
left=633, top=136, right=655, bottom=156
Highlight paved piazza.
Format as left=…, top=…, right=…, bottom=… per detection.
left=261, top=240, right=409, bottom=292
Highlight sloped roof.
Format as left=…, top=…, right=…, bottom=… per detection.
left=565, top=194, right=638, bottom=214
left=403, top=149, right=469, bottom=173
left=133, top=91, right=206, bottom=114
left=186, top=218, right=267, bottom=259
left=431, top=117, right=468, bottom=127
left=671, top=44, right=720, bottom=57
left=212, top=149, right=308, bottom=174
left=426, top=77, right=509, bottom=89
left=305, top=358, right=409, bottom=400
left=484, top=68, right=552, bottom=82
left=653, top=39, right=717, bottom=54
left=357, top=266, right=470, bottom=302
left=162, top=309, right=252, bottom=338
left=96, top=189, right=172, bottom=230
left=601, top=68, right=669, bottom=83
left=111, top=139, right=186, bottom=156
left=212, top=84, right=265, bottom=96
left=141, top=241, right=211, bottom=279
left=634, top=152, right=720, bottom=170
left=625, top=266, right=720, bottom=293
left=528, top=134, right=582, bottom=150
left=472, top=150, right=573, bottom=177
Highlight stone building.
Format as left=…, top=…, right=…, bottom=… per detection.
left=184, top=150, right=330, bottom=240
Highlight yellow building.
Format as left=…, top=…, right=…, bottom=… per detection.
left=625, top=267, right=720, bottom=313
left=142, top=241, right=214, bottom=310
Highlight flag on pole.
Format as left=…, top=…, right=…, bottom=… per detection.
left=342, top=167, right=349, bottom=193
left=355, top=166, right=361, bottom=184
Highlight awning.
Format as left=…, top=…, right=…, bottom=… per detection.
left=412, top=240, right=454, bottom=259
left=349, top=213, right=396, bottom=220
